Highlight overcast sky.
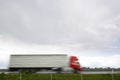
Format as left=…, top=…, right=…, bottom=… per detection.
left=0, top=0, right=120, bottom=69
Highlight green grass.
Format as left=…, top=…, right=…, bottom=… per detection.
left=0, top=73, right=120, bottom=80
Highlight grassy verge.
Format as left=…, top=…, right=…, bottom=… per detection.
left=0, top=73, right=120, bottom=80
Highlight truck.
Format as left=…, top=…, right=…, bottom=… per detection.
left=9, top=54, right=82, bottom=73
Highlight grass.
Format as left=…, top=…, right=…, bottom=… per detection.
left=0, top=73, right=120, bottom=80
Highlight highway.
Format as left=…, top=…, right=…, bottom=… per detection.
left=0, top=70, right=120, bottom=74
left=81, top=71, right=120, bottom=74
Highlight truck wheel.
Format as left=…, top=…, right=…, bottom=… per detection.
left=56, top=68, right=62, bottom=74
left=73, top=69, right=78, bottom=73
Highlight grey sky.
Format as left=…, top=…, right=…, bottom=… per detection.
left=0, top=0, right=120, bottom=46
left=0, top=0, right=120, bottom=68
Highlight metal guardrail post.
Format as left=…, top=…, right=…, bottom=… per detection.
left=20, top=73, right=22, bottom=80
left=51, top=74, right=52, bottom=80
left=81, top=73, right=82, bottom=80
left=111, top=69, right=114, bottom=80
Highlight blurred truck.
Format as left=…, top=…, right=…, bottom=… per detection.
left=9, top=54, right=82, bottom=73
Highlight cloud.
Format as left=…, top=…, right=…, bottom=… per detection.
left=80, top=55, right=120, bottom=68
left=0, top=0, right=120, bottom=50
left=0, top=35, right=69, bottom=69
left=61, top=0, right=120, bottom=49
left=0, top=0, right=120, bottom=68
left=0, top=35, right=120, bottom=68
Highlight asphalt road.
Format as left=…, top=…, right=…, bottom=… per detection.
left=81, top=71, right=120, bottom=74
left=0, top=71, right=120, bottom=74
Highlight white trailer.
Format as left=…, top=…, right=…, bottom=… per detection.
left=9, top=54, right=68, bottom=72
left=9, top=54, right=82, bottom=73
